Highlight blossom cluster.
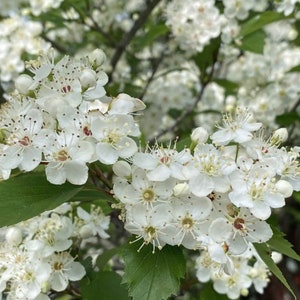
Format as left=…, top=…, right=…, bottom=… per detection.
left=0, top=49, right=145, bottom=184
left=113, top=108, right=300, bottom=299
left=0, top=202, right=110, bottom=300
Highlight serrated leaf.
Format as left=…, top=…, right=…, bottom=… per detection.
left=122, top=241, right=186, bottom=300
left=267, top=226, right=300, bottom=261
left=253, top=243, right=296, bottom=299
left=0, top=173, right=82, bottom=227
left=239, top=30, right=266, bottom=54
left=240, top=11, right=286, bottom=37
left=81, top=271, right=130, bottom=300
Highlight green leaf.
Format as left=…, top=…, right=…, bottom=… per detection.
left=0, top=173, right=82, bottom=227
left=239, top=11, right=286, bottom=37
left=239, top=30, right=266, bottom=54
left=267, top=226, right=300, bottom=262
left=81, top=271, right=130, bottom=300
left=192, top=37, right=221, bottom=80
left=122, top=241, right=186, bottom=300
left=253, top=243, right=296, bottom=299
left=96, top=247, right=121, bottom=271
left=287, top=64, right=300, bottom=72
left=132, top=23, right=169, bottom=51
left=276, top=112, right=300, bottom=126
left=214, top=79, right=239, bottom=96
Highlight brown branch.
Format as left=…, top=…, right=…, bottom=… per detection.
left=108, top=0, right=162, bottom=79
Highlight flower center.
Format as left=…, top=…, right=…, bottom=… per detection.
left=55, top=149, right=69, bottom=161
left=233, top=218, right=245, bottom=230
left=142, top=189, right=155, bottom=202
left=181, top=216, right=194, bottom=229
left=19, top=136, right=31, bottom=146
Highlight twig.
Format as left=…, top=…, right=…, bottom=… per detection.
left=149, top=57, right=218, bottom=143
left=108, top=0, right=162, bottom=79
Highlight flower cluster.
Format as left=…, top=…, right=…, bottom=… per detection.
left=113, top=107, right=300, bottom=299
left=0, top=49, right=145, bottom=184
left=0, top=14, right=50, bottom=82
left=165, top=0, right=223, bottom=53
left=0, top=203, right=110, bottom=300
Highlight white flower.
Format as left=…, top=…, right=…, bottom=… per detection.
left=211, top=108, right=262, bottom=146
left=76, top=205, right=110, bottom=239
left=229, top=164, right=289, bottom=220
left=133, top=147, right=192, bottom=181
left=208, top=207, right=273, bottom=255
left=125, top=203, right=172, bottom=252
left=114, top=167, right=175, bottom=207
left=13, top=261, right=51, bottom=300
left=184, top=144, right=236, bottom=197
left=162, top=195, right=212, bottom=249
left=44, top=130, right=94, bottom=185
left=92, top=114, right=139, bottom=164
left=0, top=108, right=45, bottom=172
left=48, top=252, right=86, bottom=292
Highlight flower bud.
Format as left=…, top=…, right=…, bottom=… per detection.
left=173, top=182, right=189, bottom=196
left=80, top=69, right=97, bottom=89
left=15, top=74, right=34, bottom=94
left=270, top=128, right=288, bottom=145
left=191, top=127, right=209, bottom=144
left=276, top=180, right=293, bottom=197
left=88, top=48, right=106, bottom=70
left=79, top=224, right=93, bottom=239
left=113, top=160, right=132, bottom=178
left=5, top=227, right=22, bottom=245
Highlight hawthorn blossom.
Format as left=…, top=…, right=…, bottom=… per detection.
left=125, top=203, right=172, bottom=252
left=184, top=144, right=236, bottom=197
left=133, top=146, right=192, bottom=181
left=211, top=108, right=262, bottom=146
left=43, top=130, right=94, bottom=185
left=48, top=252, right=86, bottom=292
left=91, top=114, right=140, bottom=164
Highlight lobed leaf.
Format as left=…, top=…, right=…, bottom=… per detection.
left=81, top=271, right=130, bottom=300
left=122, top=240, right=186, bottom=300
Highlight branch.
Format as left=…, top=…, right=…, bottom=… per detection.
left=149, top=61, right=217, bottom=143
left=108, top=0, right=162, bottom=79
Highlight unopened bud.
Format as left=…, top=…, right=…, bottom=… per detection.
left=15, top=74, right=34, bottom=94
left=173, top=183, right=189, bottom=196
left=79, top=224, right=93, bottom=239
left=271, top=128, right=288, bottom=145
left=276, top=180, right=293, bottom=197
left=5, top=227, right=22, bottom=245
left=113, top=160, right=132, bottom=178
left=88, top=48, right=106, bottom=70
left=191, top=127, right=209, bottom=144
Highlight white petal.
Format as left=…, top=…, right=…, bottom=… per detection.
left=65, top=261, right=86, bottom=281
left=20, top=147, right=41, bottom=171
left=96, top=143, right=118, bottom=164
left=147, top=164, right=171, bottom=181
left=117, top=137, right=138, bottom=159
left=65, top=161, right=88, bottom=185
left=209, top=218, right=232, bottom=243
left=46, top=163, right=67, bottom=185
left=51, top=272, right=68, bottom=292
left=133, top=153, right=158, bottom=169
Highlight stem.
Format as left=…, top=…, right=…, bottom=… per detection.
left=108, top=0, right=162, bottom=79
